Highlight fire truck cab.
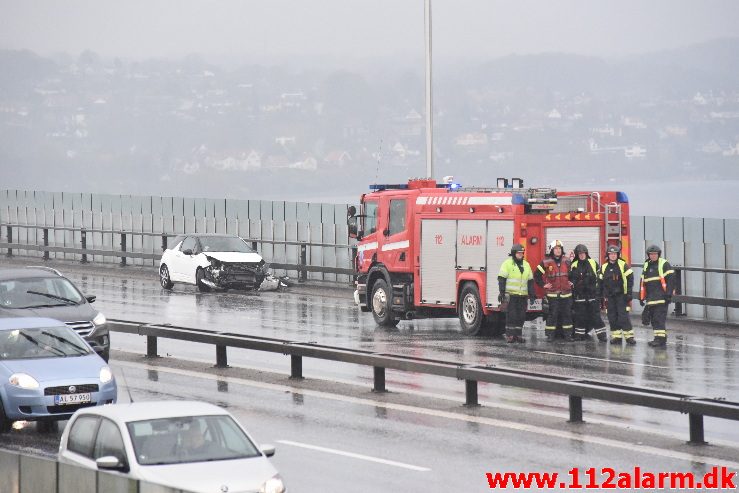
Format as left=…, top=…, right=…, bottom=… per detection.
left=349, top=178, right=630, bottom=335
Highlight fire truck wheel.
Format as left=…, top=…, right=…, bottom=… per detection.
left=459, top=283, right=484, bottom=335
left=371, top=279, right=398, bottom=327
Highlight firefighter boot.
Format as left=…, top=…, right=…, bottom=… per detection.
left=596, top=329, right=608, bottom=342
left=648, top=337, right=667, bottom=348
left=623, top=330, right=636, bottom=346
left=506, top=327, right=516, bottom=344
left=610, top=330, right=623, bottom=345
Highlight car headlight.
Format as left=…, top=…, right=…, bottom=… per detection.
left=260, top=474, right=285, bottom=493
left=9, top=373, right=40, bottom=389
left=99, top=366, right=113, bottom=384
left=93, top=312, right=107, bottom=326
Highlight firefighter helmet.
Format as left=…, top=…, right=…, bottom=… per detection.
left=510, top=244, right=525, bottom=256
left=574, top=244, right=588, bottom=256
left=646, top=244, right=662, bottom=256
left=606, top=245, right=621, bottom=256
left=548, top=239, right=564, bottom=255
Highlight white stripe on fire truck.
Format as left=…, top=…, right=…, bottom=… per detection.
left=416, top=197, right=427, bottom=205
left=357, top=242, right=378, bottom=253
left=467, top=196, right=513, bottom=205
left=381, top=240, right=410, bottom=251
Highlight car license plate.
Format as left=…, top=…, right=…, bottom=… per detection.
left=54, top=393, right=92, bottom=405
left=527, top=299, right=542, bottom=311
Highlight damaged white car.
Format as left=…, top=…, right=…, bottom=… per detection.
left=159, top=234, right=270, bottom=292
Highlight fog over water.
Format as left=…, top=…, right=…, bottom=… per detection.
left=1, top=1, right=738, bottom=218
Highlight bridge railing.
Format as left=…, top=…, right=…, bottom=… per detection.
left=107, top=319, right=739, bottom=445
left=0, top=223, right=354, bottom=282
left=2, top=223, right=738, bottom=311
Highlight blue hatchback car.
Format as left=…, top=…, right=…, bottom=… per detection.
left=0, top=317, right=117, bottom=432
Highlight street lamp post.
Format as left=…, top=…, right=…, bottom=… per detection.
left=424, top=0, right=433, bottom=179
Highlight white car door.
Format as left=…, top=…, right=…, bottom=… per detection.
left=59, top=414, right=102, bottom=470
left=170, top=236, right=197, bottom=282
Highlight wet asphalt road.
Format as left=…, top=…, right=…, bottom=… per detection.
left=1, top=259, right=738, bottom=491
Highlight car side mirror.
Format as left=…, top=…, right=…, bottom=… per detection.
left=182, top=248, right=193, bottom=256
left=260, top=445, right=276, bottom=457
left=96, top=456, right=129, bottom=472
left=85, top=295, right=96, bottom=304
left=348, top=217, right=358, bottom=239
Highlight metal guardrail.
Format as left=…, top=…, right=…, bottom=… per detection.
left=108, top=319, right=739, bottom=445
left=0, top=223, right=354, bottom=281
left=2, top=223, right=737, bottom=308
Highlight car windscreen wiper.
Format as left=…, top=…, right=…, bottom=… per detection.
left=41, top=330, right=88, bottom=355
left=26, top=290, right=78, bottom=305
left=19, top=332, right=67, bottom=357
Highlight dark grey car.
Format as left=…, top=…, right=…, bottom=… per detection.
left=0, top=267, right=109, bottom=361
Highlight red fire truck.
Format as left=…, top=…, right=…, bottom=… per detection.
left=348, top=178, right=631, bottom=335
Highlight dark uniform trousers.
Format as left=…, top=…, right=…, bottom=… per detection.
left=573, top=298, right=606, bottom=336
left=546, top=295, right=573, bottom=336
left=606, top=294, right=632, bottom=338
left=505, top=295, right=528, bottom=338
left=645, top=303, right=668, bottom=331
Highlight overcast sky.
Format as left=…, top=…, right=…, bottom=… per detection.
left=2, top=0, right=738, bottom=64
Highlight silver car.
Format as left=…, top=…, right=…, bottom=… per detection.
left=0, top=317, right=116, bottom=432
left=58, top=400, right=286, bottom=493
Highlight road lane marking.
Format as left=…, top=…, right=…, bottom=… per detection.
left=276, top=440, right=430, bottom=471
left=533, top=351, right=668, bottom=368
left=111, top=352, right=739, bottom=447
left=113, top=360, right=739, bottom=469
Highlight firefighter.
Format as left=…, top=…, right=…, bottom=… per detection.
left=600, top=245, right=635, bottom=345
left=498, top=244, right=535, bottom=343
left=535, top=239, right=574, bottom=341
left=570, top=244, right=607, bottom=342
left=640, top=245, right=676, bottom=348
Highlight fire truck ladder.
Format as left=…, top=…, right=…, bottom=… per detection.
left=604, top=202, right=622, bottom=245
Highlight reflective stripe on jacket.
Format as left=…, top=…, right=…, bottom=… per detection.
left=498, top=258, right=534, bottom=295
left=600, top=259, right=633, bottom=295
left=641, top=258, right=675, bottom=304
left=537, top=256, right=572, bottom=296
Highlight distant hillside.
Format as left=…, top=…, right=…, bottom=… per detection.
left=456, top=37, right=739, bottom=96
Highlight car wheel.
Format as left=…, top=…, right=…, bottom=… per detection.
left=459, top=283, right=484, bottom=336
left=196, top=268, right=211, bottom=292
left=371, top=279, right=398, bottom=327
left=160, top=264, right=173, bottom=289
left=0, top=398, right=11, bottom=433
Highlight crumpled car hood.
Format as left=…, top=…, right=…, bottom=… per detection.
left=203, top=252, right=263, bottom=263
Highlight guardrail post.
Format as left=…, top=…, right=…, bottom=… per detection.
left=161, top=234, right=168, bottom=252
left=146, top=336, right=158, bottom=358
left=674, top=268, right=685, bottom=316
left=5, top=226, right=12, bottom=257
left=80, top=228, right=88, bottom=264
left=568, top=395, right=583, bottom=423
left=120, top=233, right=127, bottom=266
left=43, top=228, right=50, bottom=260
left=299, top=243, right=307, bottom=283
left=251, top=240, right=258, bottom=252
left=688, top=413, right=706, bottom=444
left=464, top=380, right=479, bottom=407
left=215, top=345, right=228, bottom=368
left=290, top=355, right=303, bottom=380
left=373, top=366, right=386, bottom=392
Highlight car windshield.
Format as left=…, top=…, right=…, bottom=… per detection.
left=0, top=326, right=92, bottom=360
left=0, top=277, right=83, bottom=309
left=128, top=414, right=261, bottom=465
left=198, top=236, right=255, bottom=254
